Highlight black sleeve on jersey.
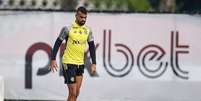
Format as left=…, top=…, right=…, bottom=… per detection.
left=51, top=38, right=63, bottom=60
left=51, top=26, right=68, bottom=60
left=88, top=41, right=96, bottom=64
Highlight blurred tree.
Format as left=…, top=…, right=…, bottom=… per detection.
left=160, top=0, right=176, bottom=12
left=42, top=0, right=47, bottom=7
left=127, top=0, right=153, bottom=11
left=176, top=0, right=201, bottom=12
left=105, top=0, right=113, bottom=8
left=9, top=0, right=14, bottom=6
left=89, top=0, right=152, bottom=11
left=115, top=0, right=128, bottom=11
left=31, top=0, right=36, bottom=7
left=80, top=0, right=201, bottom=13
left=61, top=0, right=77, bottom=10
left=20, top=0, right=25, bottom=6
left=149, top=0, right=160, bottom=11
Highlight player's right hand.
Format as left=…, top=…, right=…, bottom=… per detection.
left=49, top=60, right=58, bottom=72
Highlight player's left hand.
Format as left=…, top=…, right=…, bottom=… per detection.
left=90, top=64, right=96, bottom=75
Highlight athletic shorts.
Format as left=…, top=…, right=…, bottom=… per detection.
left=62, top=64, right=84, bottom=84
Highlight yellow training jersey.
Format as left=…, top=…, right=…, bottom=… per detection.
left=59, top=21, right=94, bottom=65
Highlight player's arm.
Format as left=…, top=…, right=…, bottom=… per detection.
left=50, top=26, right=69, bottom=72
left=87, top=29, right=96, bottom=75
left=88, top=41, right=96, bottom=64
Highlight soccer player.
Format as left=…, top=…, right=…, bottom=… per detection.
left=50, top=6, right=96, bottom=101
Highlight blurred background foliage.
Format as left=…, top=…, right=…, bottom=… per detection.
left=0, top=0, right=200, bottom=13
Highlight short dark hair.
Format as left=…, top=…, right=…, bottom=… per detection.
left=76, top=6, right=87, bottom=14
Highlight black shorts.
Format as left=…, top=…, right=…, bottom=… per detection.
left=62, top=64, right=84, bottom=84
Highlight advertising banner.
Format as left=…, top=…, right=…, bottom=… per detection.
left=0, top=11, right=201, bottom=101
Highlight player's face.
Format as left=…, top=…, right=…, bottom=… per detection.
left=76, top=11, right=87, bottom=26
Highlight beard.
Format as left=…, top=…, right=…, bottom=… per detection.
left=78, top=21, right=85, bottom=26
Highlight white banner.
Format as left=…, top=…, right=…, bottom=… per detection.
left=0, top=11, right=201, bottom=101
